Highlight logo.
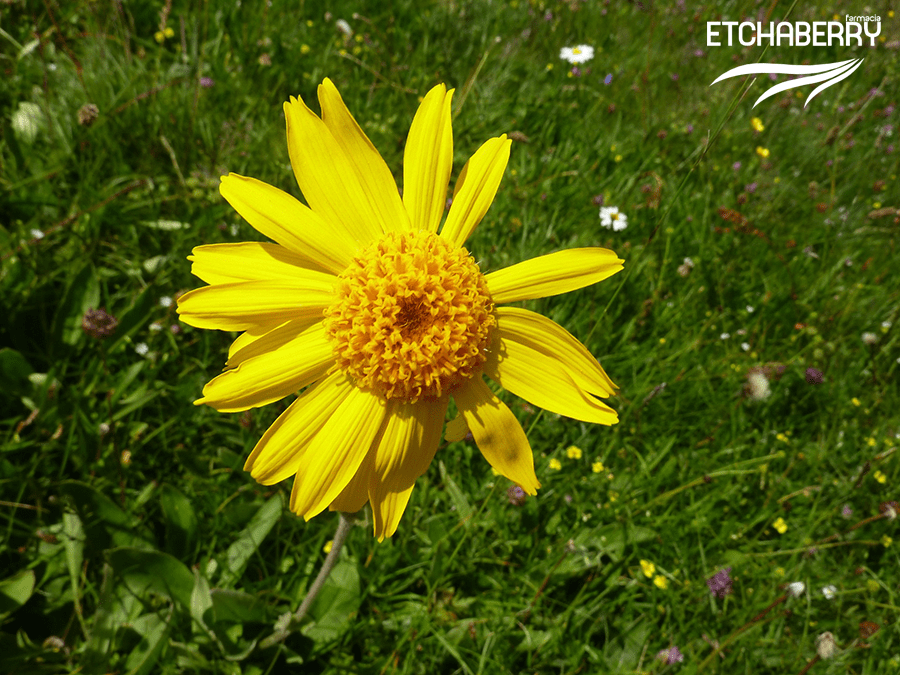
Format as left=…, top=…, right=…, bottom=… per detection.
left=707, top=17, right=880, bottom=107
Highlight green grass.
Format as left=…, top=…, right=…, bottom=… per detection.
left=1, top=0, right=898, bottom=673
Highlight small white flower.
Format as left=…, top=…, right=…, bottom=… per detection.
left=741, top=342, right=750, bottom=351
left=720, top=332, right=730, bottom=340
left=134, top=342, right=149, bottom=356
left=861, top=332, right=877, bottom=345
left=787, top=581, right=805, bottom=597
left=599, top=206, right=627, bottom=231
left=816, top=631, right=837, bottom=659
left=30, top=228, right=45, bottom=240
left=821, top=585, right=837, bottom=600
left=335, top=18, right=352, bottom=37
left=159, top=296, right=173, bottom=308
left=746, top=372, right=770, bottom=401
left=683, top=257, right=695, bottom=268
left=746, top=305, right=755, bottom=313
left=559, top=44, right=594, bottom=64
left=882, top=321, right=892, bottom=329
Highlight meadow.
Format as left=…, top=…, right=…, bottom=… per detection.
left=1, top=0, right=898, bottom=673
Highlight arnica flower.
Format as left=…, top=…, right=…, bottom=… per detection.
left=177, top=79, right=623, bottom=540
left=559, top=44, right=595, bottom=64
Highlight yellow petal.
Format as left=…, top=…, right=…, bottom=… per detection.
left=226, top=318, right=321, bottom=368
left=483, top=329, right=618, bottom=426
left=244, top=372, right=349, bottom=485
left=486, top=248, right=624, bottom=304
left=453, top=377, right=540, bottom=495
left=494, top=307, right=617, bottom=397
left=403, top=84, right=454, bottom=233
left=371, top=398, right=447, bottom=491
left=440, top=136, right=511, bottom=247
left=284, top=96, right=384, bottom=245
left=228, top=323, right=285, bottom=361
left=189, top=242, right=339, bottom=284
left=219, top=174, right=358, bottom=274
left=196, top=323, right=333, bottom=412
left=176, top=278, right=335, bottom=331
left=369, top=483, right=414, bottom=541
left=290, top=386, right=388, bottom=520
left=329, top=449, right=374, bottom=514
left=444, top=414, right=469, bottom=442
left=318, top=79, right=410, bottom=233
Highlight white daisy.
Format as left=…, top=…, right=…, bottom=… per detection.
left=821, top=585, right=837, bottom=600
left=599, top=206, right=628, bottom=231
left=560, top=44, right=595, bottom=64
left=787, top=581, right=805, bottom=597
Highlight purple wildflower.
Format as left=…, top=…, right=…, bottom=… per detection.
left=706, top=567, right=733, bottom=598
left=671, top=73, right=679, bottom=81
left=507, top=485, right=526, bottom=506
left=571, top=66, right=581, bottom=77
left=745, top=182, right=758, bottom=193
left=592, top=194, right=604, bottom=206
left=544, top=11, right=553, bottom=20
left=604, top=73, right=612, bottom=85
left=200, top=77, right=215, bottom=88
left=657, top=646, right=685, bottom=664
left=841, top=504, right=853, bottom=519
left=686, top=124, right=694, bottom=134
left=82, top=308, right=118, bottom=339
left=732, top=161, right=741, bottom=171
left=805, top=367, right=824, bottom=385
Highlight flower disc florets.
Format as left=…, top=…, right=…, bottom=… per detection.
left=324, top=231, right=495, bottom=402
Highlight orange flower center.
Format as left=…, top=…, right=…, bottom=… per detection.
left=324, top=231, right=495, bottom=402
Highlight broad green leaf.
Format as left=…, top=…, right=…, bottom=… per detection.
left=108, top=548, right=194, bottom=611
left=160, top=484, right=197, bottom=559
left=209, top=589, right=269, bottom=624
left=0, top=570, right=35, bottom=619
left=218, top=494, right=282, bottom=588
left=59, top=481, right=153, bottom=550
left=0, top=348, right=34, bottom=399
left=303, top=557, right=361, bottom=645
left=124, top=608, right=173, bottom=675
left=82, top=564, right=143, bottom=672
left=438, top=460, right=472, bottom=523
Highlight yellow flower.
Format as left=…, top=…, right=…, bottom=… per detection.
left=549, top=458, right=562, bottom=471
left=653, top=575, right=668, bottom=590
left=614, top=154, right=622, bottom=162
left=773, top=517, right=787, bottom=534
left=300, top=44, right=311, bottom=55
left=178, top=80, right=624, bottom=540
left=756, top=146, right=770, bottom=158
left=883, top=535, right=893, bottom=548
left=867, top=437, right=877, bottom=447
left=640, top=559, right=656, bottom=578
left=775, top=566, right=785, bottom=577
left=592, top=460, right=604, bottom=473
left=873, top=470, right=886, bottom=484
left=851, top=397, right=861, bottom=407
left=751, top=117, right=764, bottom=132
left=154, top=30, right=165, bottom=43
left=323, top=540, right=333, bottom=553
left=776, top=433, right=789, bottom=443
left=164, top=26, right=175, bottom=38
left=566, top=445, right=583, bottom=460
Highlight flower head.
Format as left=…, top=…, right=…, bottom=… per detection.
left=751, top=117, right=765, bottom=132
left=787, top=581, right=805, bottom=596
left=773, top=517, right=788, bottom=534
left=560, top=44, right=594, bottom=64
left=657, top=646, right=684, bottom=664
left=706, top=567, right=733, bottom=598
left=566, top=445, right=583, bottom=460
left=821, top=585, right=837, bottom=600
left=756, top=146, right=770, bottom=158
left=640, top=559, right=656, bottom=578
left=599, top=206, right=628, bottom=231
left=82, top=308, right=118, bottom=339
left=177, top=80, right=623, bottom=540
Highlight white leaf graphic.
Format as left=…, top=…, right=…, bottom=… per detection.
left=710, top=59, right=865, bottom=108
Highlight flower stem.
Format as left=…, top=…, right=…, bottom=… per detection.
left=259, top=511, right=356, bottom=649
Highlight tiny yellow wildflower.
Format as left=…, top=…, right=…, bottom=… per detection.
left=549, top=458, right=562, bottom=471
left=614, top=154, right=622, bottom=162
left=751, top=117, right=764, bottom=132
left=546, top=63, right=554, bottom=71
left=154, top=31, right=165, bottom=43
left=874, top=202, right=882, bottom=209
left=756, top=146, right=770, bottom=158
left=640, top=559, right=655, bottom=577
left=873, top=470, right=886, bottom=484
left=882, top=535, right=893, bottom=547
left=851, top=397, right=861, bottom=407
left=866, top=437, right=877, bottom=447
left=775, top=566, right=785, bottom=577
left=592, top=461, right=605, bottom=473
left=609, top=491, right=619, bottom=502
left=164, top=27, right=175, bottom=38
left=653, top=575, right=669, bottom=590
left=567, top=445, right=583, bottom=460
left=323, top=540, right=333, bottom=554
left=776, top=433, right=789, bottom=443
left=773, top=517, right=788, bottom=534
left=300, top=44, right=311, bottom=54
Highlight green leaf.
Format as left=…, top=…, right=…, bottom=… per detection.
left=209, top=589, right=269, bottom=625
left=53, top=263, right=100, bottom=346
left=438, top=460, right=472, bottom=523
left=124, top=608, right=174, bottom=675
left=302, top=557, right=362, bottom=645
left=0, top=348, right=34, bottom=399
left=108, top=548, right=194, bottom=611
left=82, top=564, right=143, bottom=672
left=0, top=570, right=35, bottom=619
left=218, top=494, right=282, bottom=588
left=58, top=481, right=153, bottom=550
left=159, top=484, right=197, bottom=559
left=107, top=287, right=154, bottom=354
